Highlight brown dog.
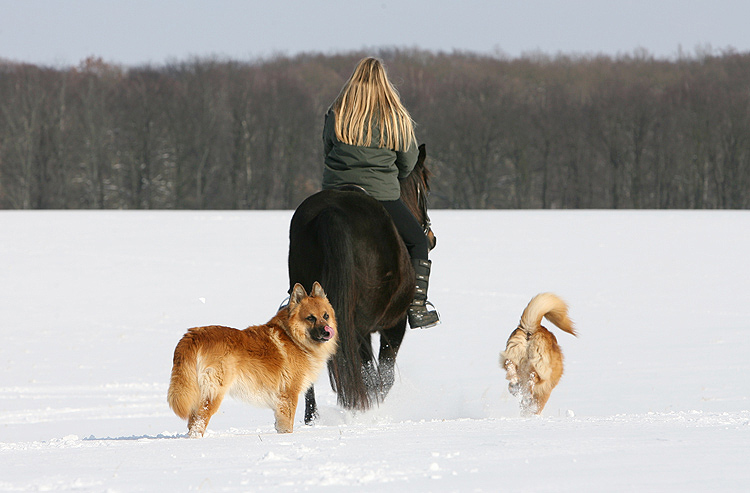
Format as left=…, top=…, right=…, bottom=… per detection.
left=500, top=293, right=576, bottom=416
left=167, top=282, right=337, bottom=436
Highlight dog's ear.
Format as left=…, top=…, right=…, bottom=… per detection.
left=311, top=281, right=327, bottom=299
left=289, top=283, right=307, bottom=308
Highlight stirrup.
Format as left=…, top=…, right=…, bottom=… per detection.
left=421, top=301, right=441, bottom=328
left=277, top=296, right=290, bottom=311
left=409, top=301, right=441, bottom=329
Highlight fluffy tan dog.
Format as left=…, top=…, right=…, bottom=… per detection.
left=167, top=282, right=337, bottom=437
left=500, top=293, right=576, bottom=415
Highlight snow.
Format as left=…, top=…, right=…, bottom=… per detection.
left=1, top=210, right=749, bottom=491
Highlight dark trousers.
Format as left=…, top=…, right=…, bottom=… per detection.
left=380, top=199, right=429, bottom=261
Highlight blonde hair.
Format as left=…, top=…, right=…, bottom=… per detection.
left=332, top=57, right=416, bottom=151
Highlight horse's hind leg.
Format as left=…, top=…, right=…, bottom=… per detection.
left=304, top=386, right=318, bottom=425
left=358, top=335, right=382, bottom=402
left=376, top=319, right=407, bottom=401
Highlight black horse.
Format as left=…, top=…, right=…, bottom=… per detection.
left=288, top=144, right=435, bottom=423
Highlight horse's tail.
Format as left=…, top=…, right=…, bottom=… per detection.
left=316, top=208, right=374, bottom=411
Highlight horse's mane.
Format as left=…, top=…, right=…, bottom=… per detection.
left=399, top=144, right=431, bottom=226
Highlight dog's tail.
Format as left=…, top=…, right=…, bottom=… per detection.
left=167, top=333, right=200, bottom=420
left=519, top=293, right=576, bottom=336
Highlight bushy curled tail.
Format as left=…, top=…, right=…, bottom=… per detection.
left=519, top=293, right=576, bottom=336
left=167, top=335, right=200, bottom=420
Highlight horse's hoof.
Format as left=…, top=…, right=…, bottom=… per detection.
left=304, top=412, right=318, bottom=426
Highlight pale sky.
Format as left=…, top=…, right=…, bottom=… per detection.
left=2, top=0, right=749, bottom=67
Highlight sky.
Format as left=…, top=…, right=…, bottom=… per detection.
left=2, top=0, right=750, bottom=67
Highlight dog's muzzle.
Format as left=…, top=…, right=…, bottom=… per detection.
left=312, top=325, right=335, bottom=342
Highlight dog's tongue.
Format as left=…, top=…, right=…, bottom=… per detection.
left=322, top=325, right=335, bottom=340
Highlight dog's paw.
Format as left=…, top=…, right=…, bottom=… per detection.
left=519, top=398, right=538, bottom=417
left=508, top=382, right=521, bottom=396
left=187, top=428, right=204, bottom=439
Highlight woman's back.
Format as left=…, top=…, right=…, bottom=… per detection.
left=322, top=109, right=418, bottom=201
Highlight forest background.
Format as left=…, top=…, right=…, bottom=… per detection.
left=1, top=49, right=748, bottom=210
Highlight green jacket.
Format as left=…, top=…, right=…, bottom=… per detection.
left=322, top=110, right=419, bottom=201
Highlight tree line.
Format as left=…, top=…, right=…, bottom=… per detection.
left=1, top=49, right=749, bottom=209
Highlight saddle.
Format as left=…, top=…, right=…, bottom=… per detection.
left=334, top=184, right=371, bottom=195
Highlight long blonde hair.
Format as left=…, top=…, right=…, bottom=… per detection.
left=331, top=57, right=416, bottom=151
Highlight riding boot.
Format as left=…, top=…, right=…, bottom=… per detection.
left=408, top=259, right=440, bottom=329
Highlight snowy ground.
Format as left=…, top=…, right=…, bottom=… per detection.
left=1, top=210, right=748, bottom=492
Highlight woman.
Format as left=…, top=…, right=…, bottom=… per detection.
left=322, top=57, right=439, bottom=329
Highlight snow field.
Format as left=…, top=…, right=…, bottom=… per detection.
left=1, top=210, right=748, bottom=491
